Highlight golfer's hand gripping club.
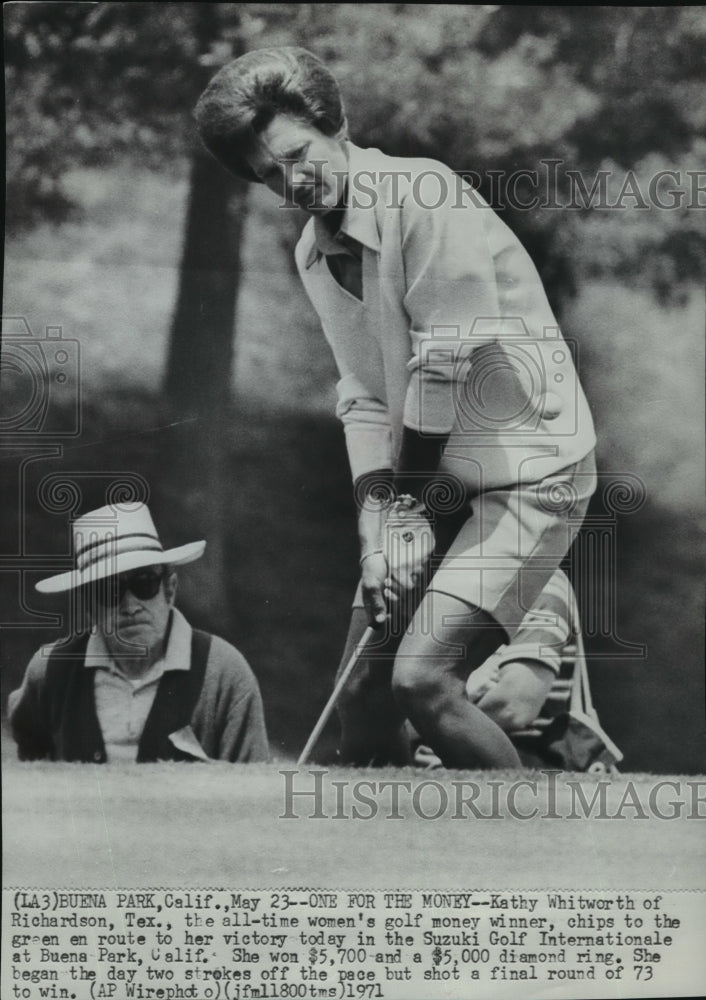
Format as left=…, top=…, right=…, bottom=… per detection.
left=359, top=495, right=435, bottom=630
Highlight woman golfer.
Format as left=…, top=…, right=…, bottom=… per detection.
left=194, top=47, right=597, bottom=769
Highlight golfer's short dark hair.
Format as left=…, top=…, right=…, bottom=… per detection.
left=194, top=46, right=348, bottom=182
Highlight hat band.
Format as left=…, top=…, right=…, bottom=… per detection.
left=76, top=533, right=165, bottom=573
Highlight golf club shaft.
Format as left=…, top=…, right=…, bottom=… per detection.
left=297, top=625, right=375, bottom=765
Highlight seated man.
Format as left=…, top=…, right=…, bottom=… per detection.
left=9, top=503, right=269, bottom=763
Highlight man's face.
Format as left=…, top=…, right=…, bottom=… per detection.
left=245, top=113, right=348, bottom=214
left=90, top=566, right=176, bottom=661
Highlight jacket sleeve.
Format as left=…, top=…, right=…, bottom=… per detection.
left=335, top=372, right=393, bottom=481
left=220, top=684, right=269, bottom=763
left=400, top=169, right=501, bottom=434
left=8, top=649, right=53, bottom=760
left=192, top=637, right=270, bottom=763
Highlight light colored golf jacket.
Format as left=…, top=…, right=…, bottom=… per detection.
left=295, top=142, right=596, bottom=496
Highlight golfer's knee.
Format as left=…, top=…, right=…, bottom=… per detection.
left=392, top=658, right=446, bottom=715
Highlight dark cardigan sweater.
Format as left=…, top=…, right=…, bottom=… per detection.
left=9, top=627, right=269, bottom=763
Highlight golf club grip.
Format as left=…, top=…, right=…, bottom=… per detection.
left=297, top=625, right=375, bottom=765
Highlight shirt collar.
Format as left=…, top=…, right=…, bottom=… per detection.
left=304, top=142, right=383, bottom=268
left=85, top=608, right=192, bottom=675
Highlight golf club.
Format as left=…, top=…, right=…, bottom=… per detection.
left=297, top=625, right=375, bottom=765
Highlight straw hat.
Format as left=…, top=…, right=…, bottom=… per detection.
left=36, top=503, right=206, bottom=594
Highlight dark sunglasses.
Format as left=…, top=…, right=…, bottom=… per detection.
left=90, top=569, right=165, bottom=608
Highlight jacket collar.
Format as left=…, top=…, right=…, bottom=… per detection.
left=304, top=142, right=383, bottom=268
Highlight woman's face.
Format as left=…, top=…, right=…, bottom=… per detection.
left=245, top=113, right=348, bottom=214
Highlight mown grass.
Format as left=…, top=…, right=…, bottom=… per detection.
left=3, top=757, right=704, bottom=889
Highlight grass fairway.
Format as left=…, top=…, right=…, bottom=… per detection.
left=3, top=755, right=704, bottom=891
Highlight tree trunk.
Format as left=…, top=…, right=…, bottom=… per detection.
left=160, top=8, right=247, bottom=624
left=164, top=150, right=246, bottom=412
left=159, top=150, right=247, bottom=623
